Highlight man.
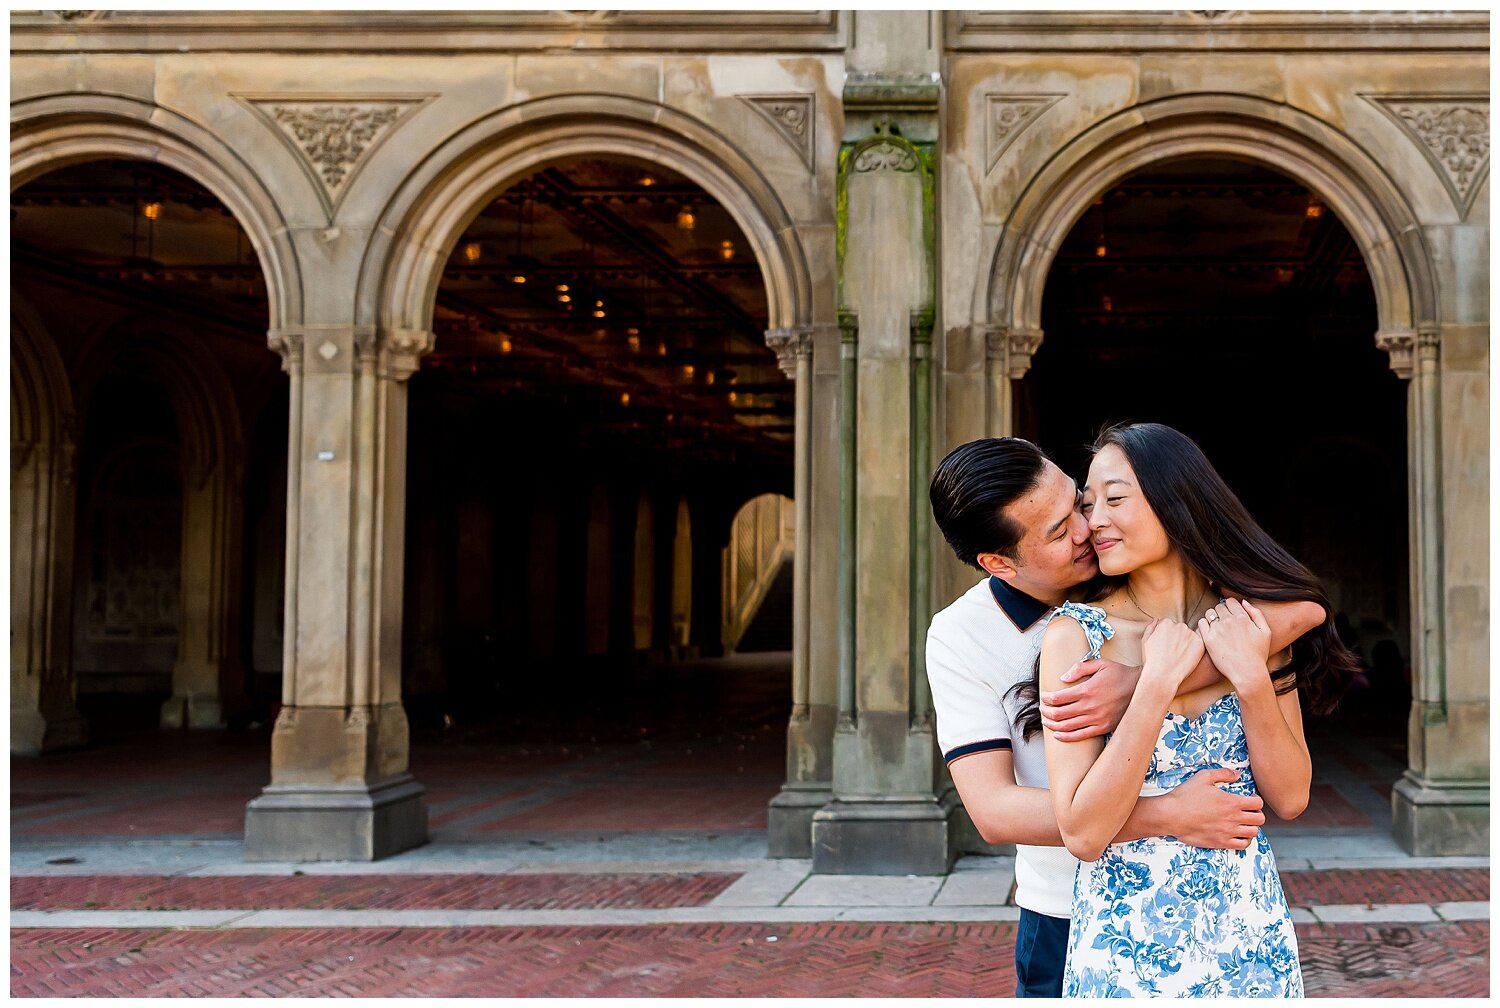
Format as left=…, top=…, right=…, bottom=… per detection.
left=925, top=437, right=1324, bottom=997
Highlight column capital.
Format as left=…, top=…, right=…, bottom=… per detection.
left=1375, top=328, right=1416, bottom=379
left=380, top=328, right=435, bottom=381
left=985, top=326, right=1044, bottom=379
left=765, top=326, right=813, bottom=380
left=1416, top=325, right=1442, bottom=362
left=267, top=329, right=304, bottom=374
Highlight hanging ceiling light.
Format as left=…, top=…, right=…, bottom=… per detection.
left=499, top=337, right=513, bottom=353
left=639, top=175, right=656, bottom=187
left=676, top=205, right=696, bottom=231
left=463, top=242, right=482, bottom=262
left=619, top=392, right=631, bottom=406
left=1305, top=197, right=1324, bottom=219
left=720, top=240, right=735, bottom=262
left=141, top=201, right=163, bottom=221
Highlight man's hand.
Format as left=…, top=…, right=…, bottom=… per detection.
left=1158, top=768, right=1265, bottom=850
left=1040, top=658, right=1139, bottom=741
left=1142, top=618, right=1206, bottom=689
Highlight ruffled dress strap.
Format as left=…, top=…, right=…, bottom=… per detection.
left=1044, top=601, right=1115, bottom=660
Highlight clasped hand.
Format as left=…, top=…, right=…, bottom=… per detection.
left=1196, top=598, right=1272, bottom=691
left=1140, top=617, right=1205, bottom=688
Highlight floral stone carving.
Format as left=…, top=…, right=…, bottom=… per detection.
left=851, top=140, right=919, bottom=174
left=243, top=96, right=430, bottom=218
left=985, top=94, right=1065, bottom=174
left=1369, top=96, right=1489, bottom=217
left=743, top=95, right=816, bottom=169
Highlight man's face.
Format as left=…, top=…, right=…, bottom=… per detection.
left=981, top=460, right=1098, bottom=604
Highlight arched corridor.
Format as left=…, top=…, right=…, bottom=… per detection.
left=10, top=158, right=287, bottom=747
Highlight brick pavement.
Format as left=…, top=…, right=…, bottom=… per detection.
left=13, top=867, right=1484, bottom=913
left=11, top=656, right=1485, bottom=997
left=10, top=921, right=1488, bottom=997
left=1280, top=867, right=1489, bottom=907
left=11, top=873, right=742, bottom=912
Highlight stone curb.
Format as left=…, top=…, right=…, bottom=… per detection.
left=9, top=902, right=1486, bottom=930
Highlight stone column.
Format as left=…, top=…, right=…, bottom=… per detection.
left=810, top=21, right=955, bottom=872
left=161, top=443, right=245, bottom=730
left=11, top=415, right=87, bottom=756
left=244, top=326, right=429, bottom=861
left=765, top=326, right=833, bottom=855
left=1382, top=325, right=1489, bottom=854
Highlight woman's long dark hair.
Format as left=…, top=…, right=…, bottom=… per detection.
left=1011, top=422, right=1358, bottom=738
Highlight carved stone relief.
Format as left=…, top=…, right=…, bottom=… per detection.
left=240, top=95, right=432, bottom=220
left=741, top=95, right=816, bottom=169
left=851, top=140, right=919, bottom=174
left=1367, top=95, right=1489, bottom=217
left=765, top=327, right=813, bottom=380
left=985, top=94, right=1065, bottom=174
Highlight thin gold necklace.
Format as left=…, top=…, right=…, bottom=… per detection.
left=1126, top=582, right=1214, bottom=623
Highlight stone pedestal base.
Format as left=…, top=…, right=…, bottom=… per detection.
left=244, top=775, right=428, bottom=862
left=161, top=693, right=224, bottom=730
left=810, top=791, right=961, bottom=875
left=11, top=707, right=87, bottom=756
left=1392, top=774, right=1489, bottom=855
left=950, top=794, right=1011, bottom=856
left=767, top=782, right=831, bottom=858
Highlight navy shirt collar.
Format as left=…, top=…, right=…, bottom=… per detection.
left=987, top=575, right=1052, bottom=631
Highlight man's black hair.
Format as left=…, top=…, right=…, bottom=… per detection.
left=929, top=437, right=1050, bottom=570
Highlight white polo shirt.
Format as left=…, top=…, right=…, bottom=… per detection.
left=925, top=576, right=1078, bottom=919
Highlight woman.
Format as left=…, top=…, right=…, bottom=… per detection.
left=1038, top=423, right=1356, bottom=997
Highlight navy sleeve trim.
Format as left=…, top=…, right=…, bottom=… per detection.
left=943, top=738, right=1013, bottom=764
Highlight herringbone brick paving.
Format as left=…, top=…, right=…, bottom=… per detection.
left=9, top=921, right=1488, bottom=997
left=1279, top=867, right=1489, bottom=907
left=12, top=867, right=1482, bottom=912
left=11, top=872, right=742, bottom=912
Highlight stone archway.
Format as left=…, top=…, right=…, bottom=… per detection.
left=10, top=92, right=301, bottom=334
left=71, top=324, right=248, bottom=730
left=325, top=94, right=824, bottom=857
left=11, top=299, right=88, bottom=755
left=11, top=104, right=293, bottom=744
left=983, top=92, right=1472, bottom=854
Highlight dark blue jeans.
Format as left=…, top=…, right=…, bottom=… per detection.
left=1014, top=908, right=1070, bottom=998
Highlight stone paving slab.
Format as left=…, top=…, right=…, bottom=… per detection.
left=9, top=921, right=1488, bottom=997
left=1309, top=903, right=1441, bottom=923
left=932, top=865, right=1017, bottom=906
left=1437, top=902, right=1490, bottom=921
left=708, top=859, right=811, bottom=907
left=783, top=873, right=946, bottom=907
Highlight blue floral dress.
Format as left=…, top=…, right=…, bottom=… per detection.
left=1048, top=602, right=1303, bottom=998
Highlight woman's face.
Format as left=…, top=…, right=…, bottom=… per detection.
left=1082, top=444, right=1172, bottom=576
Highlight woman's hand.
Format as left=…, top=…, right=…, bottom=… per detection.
left=1140, top=618, right=1205, bottom=689
left=1198, top=598, right=1272, bottom=693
